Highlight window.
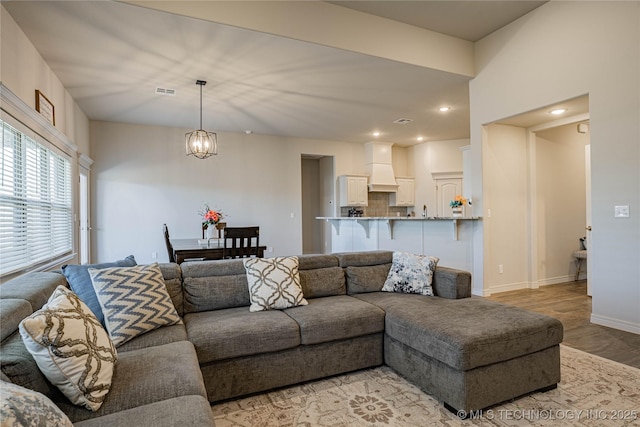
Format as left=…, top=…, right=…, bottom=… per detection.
left=0, top=119, right=73, bottom=276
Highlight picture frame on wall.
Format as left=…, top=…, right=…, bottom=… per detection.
left=35, top=89, right=55, bottom=126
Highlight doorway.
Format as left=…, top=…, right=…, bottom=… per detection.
left=301, top=155, right=334, bottom=254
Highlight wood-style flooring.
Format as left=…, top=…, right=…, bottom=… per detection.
left=486, top=281, right=640, bottom=369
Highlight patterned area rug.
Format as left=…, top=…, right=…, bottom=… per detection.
left=212, top=345, right=640, bottom=426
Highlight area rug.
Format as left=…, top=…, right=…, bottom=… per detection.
left=212, top=345, right=640, bottom=426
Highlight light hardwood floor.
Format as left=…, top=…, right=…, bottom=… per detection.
left=486, top=281, right=640, bottom=369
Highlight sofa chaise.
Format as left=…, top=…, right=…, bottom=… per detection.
left=0, top=250, right=563, bottom=425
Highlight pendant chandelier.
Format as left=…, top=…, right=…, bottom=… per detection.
left=185, top=80, right=217, bottom=159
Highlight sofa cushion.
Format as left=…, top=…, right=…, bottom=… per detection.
left=62, top=255, right=137, bottom=324
left=1, top=380, right=74, bottom=427
left=382, top=252, right=439, bottom=296
left=89, top=263, right=182, bottom=347
left=182, top=259, right=250, bottom=313
left=114, top=324, right=188, bottom=353
left=53, top=341, right=207, bottom=423
left=157, top=262, right=184, bottom=316
left=0, top=299, right=32, bottom=342
left=284, top=295, right=385, bottom=345
left=72, top=395, right=215, bottom=427
left=335, top=250, right=393, bottom=268
left=19, top=286, right=117, bottom=411
left=0, top=333, right=56, bottom=398
left=345, top=263, right=391, bottom=294
left=184, top=307, right=301, bottom=364
left=299, top=266, right=346, bottom=298
left=355, top=293, right=564, bottom=371
left=0, top=272, right=67, bottom=312
left=244, top=256, right=308, bottom=312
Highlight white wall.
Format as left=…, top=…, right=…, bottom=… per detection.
left=471, top=1, right=640, bottom=333
left=535, top=124, right=588, bottom=283
left=90, top=121, right=365, bottom=264
left=1, top=5, right=90, bottom=272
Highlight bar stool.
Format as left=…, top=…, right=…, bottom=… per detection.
left=573, top=249, right=587, bottom=281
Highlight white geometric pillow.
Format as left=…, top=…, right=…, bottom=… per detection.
left=0, top=381, right=74, bottom=427
left=18, top=286, right=117, bottom=412
left=89, top=263, right=182, bottom=347
left=382, top=251, right=439, bottom=296
left=244, top=256, right=308, bottom=312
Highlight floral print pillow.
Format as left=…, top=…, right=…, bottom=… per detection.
left=382, top=252, right=439, bottom=296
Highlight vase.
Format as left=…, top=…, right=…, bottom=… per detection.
left=452, top=206, right=463, bottom=218
left=205, top=224, right=216, bottom=239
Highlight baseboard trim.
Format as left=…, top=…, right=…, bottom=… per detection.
left=537, top=275, right=574, bottom=286
left=591, top=314, right=640, bottom=335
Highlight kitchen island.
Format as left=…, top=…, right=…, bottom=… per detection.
left=316, top=216, right=481, bottom=273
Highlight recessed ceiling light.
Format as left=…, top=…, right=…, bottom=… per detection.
left=373, top=131, right=381, bottom=137
left=439, top=107, right=450, bottom=112
left=550, top=108, right=567, bottom=115
left=417, top=136, right=425, bottom=141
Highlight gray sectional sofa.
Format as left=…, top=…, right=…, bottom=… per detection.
left=0, top=250, right=563, bottom=425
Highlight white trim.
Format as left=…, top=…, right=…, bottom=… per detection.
left=591, top=314, right=640, bottom=335
left=78, top=153, right=94, bottom=169
left=536, top=275, right=575, bottom=286
left=486, top=280, right=536, bottom=295
left=431, top=171, right=462, bottom=180
left=0, top=83, right=78, bottom=155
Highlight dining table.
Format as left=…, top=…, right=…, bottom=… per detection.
left=170, top=238, right=266, bottom=264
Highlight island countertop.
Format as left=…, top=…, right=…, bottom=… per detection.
left=316, top=216, right=481, bottom=220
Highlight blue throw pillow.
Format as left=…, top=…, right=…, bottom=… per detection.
left=61, top=255, right=136, bottom=325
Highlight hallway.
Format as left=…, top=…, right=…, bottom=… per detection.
left=487, top=281, right=640, bottom=369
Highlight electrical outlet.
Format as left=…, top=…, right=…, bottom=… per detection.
left=487, top=209, right=492, bottom=218
left=268, top=247, right=274, bottom=253
left=151, top=252, right=158, bottom=259
left=498, top=264, right=503, bottom=274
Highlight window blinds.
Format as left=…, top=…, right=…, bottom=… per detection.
left=0, top=119, right=72, bottom=275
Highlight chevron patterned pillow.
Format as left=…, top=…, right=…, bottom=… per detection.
left=18, top=286, right=117, bottom=412
left=89, top=263, right=182, bottom=347
left=244, top=256, right=308, bottom=312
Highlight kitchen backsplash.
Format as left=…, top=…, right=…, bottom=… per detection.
left=340, top=192, right=412, bottom=217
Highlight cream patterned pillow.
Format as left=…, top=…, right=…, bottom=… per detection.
left=18, top=286, right=117, bottom=412
left=382, top=251, right=439, bottom=296
left=0, top=381, right=74, bottom=427
left=244, top=256, right=308, bottom=312
left=89, top=263, right=182, bottom=347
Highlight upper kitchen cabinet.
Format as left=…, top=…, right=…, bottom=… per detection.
left=389, top=177, right=415, bottom=206
left=339, top=175, right=368, bottom=207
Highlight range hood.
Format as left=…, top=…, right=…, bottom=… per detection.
left=365, top=141, right=398, bottom=192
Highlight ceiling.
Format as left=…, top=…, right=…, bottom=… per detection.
left=3, top=1, right=553, bottom=147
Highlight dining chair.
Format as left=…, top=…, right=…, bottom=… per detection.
left=163, top=223, right=176, bottom=263
left=223, top=226, right=261, bottom=259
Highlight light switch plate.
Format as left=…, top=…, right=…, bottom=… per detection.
left=614, top=205, right=630, bottom=218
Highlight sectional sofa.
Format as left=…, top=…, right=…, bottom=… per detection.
left=0, top=250, right=563, bottom=425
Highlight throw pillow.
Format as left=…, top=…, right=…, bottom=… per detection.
left=0, top=380, right=74, bottom=427
left=18, top=286, right=117, bottom=412
left=62, top=255, right=137, bottom=325
left=89, top=263, right=182, bottom=347
left=244, top=256, right=308, bottom=312
left=382, top=251, right=439, bottom=296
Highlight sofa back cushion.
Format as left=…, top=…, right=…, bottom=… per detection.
left=297, top=255, right=345, bottom=299
left=181, top=255, right=344, bottom=313
left=344, top=263, right=392, bottom=294
left=158, top=263, right=184, bottom=316
left=182, top=259, right=249, bottom=313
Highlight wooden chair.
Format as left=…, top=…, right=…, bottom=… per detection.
left=223, top=226, right=261, bottom=259
left=163, top=223, right=176, bottom=263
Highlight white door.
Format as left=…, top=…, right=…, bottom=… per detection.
left=585, top=145, right=592, bottom=295
left=436, top=178, right=462, bottom=217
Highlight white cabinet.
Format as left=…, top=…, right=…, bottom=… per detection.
left=339, top=175, right=368, bottom=207
left=389, top=178, right=415, bottom=206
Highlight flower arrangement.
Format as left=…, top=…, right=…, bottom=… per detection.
left=199, top=203, right=224, bottom=229
left=449, top=195, right=468, bottom=208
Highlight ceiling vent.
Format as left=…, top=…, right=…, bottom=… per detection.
left=393, top=118, right=413, bottom=124
left=155, top=87, right=176, bottom=96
